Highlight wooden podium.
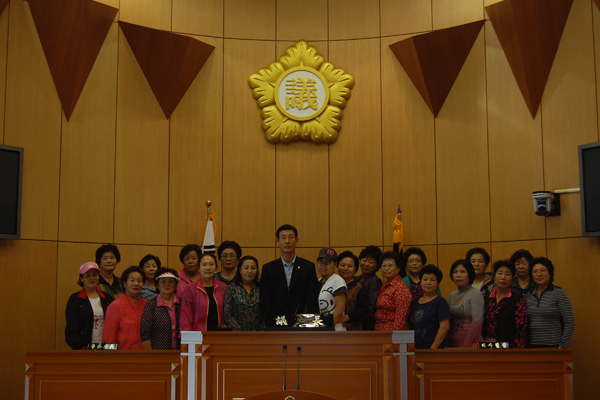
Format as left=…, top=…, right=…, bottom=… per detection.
left=408, top=348, right=573, bottom=400
left=25, top=350, right=180, bottom=400
left=180, top=331, right=415, bottom=400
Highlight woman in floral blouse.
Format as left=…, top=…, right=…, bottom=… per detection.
left=482, top=260, right=528, bottom=348
left=141, top=268, right=181, bottom=350
left=224, top=256, right=263, bottom=331
left=374, top=251, right=412, bottom=331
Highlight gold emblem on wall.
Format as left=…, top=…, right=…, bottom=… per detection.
left=248, top=40, right=355, bottom=143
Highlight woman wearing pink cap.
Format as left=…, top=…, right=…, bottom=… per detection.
left=103, top=266, right=147, bottom=349
left=141, top=268, right=182, bottom=349
left=65, top=262, right=113, bottom=350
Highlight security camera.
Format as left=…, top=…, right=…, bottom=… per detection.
left=532, top=191, right=561, bottom=217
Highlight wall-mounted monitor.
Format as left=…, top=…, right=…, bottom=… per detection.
left=579, top=142, right=600, bottom=237
left=0, top=144, right=24, bottom=239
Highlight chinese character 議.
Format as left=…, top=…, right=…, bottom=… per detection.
left=285, top=77, right=318, bottom=111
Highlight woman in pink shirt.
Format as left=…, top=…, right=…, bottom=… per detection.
left=103, top=266, right=147, bottom=349
left=180, top=253, right=227, bottom=331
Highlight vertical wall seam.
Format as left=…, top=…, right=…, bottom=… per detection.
left=113, top=21, right=120, bottom=245
left=1, top=2, right=10, bottom=144
left=592, top=1, right=600, bottom=142
left=482, top=23, right=493, bottom=254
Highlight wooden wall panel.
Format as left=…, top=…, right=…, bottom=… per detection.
left=277, top=0, right=327, bottom=41
left=116, top=244, right=168, bottom=271
left=224, top=0, right=275, bottom=40
left=169, top=36, right=223, bottom=246
left=172, top=0, right=223, bottom=37
left=380, top=0, right=431, bottom=37
left=542, top=0, right=597, bottom=239
left=0, top=3, right=8, bottom=143
left=381, top=35, right=436, bottom=247
left=596, top=5, right=600, bottom=136
left=0, top=239, right=57, bottom=400
left=547, top=237, right=600, bottom=400
left=54, top=242, right=102, bottom=350
left=118, top=0, right=171, bottom=31
left=329, top=39, right=382, bottom=247
left=432, top=0, right=484, bottom=30
left=435, top=33, right=489, bottom=244
left=485, top=21, right=546, bottom=242
left=275, top=41, right=329, bottom=248
left=4, top=0, right=61, bottom=240
left=58, top=23, right=117, bottom=243
left=437, top=243, right=489, bottom=299
left=329, top=0, right=379, bottom=40
left=114, top=29, right=169, bottom=245
left=491, top=240, right=547, bottom=261
left=222, top=39, right=276, bottom=247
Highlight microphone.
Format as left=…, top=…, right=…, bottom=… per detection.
left=283, top=345, right=288, bottom=390
left=296, top=346, right=301, bottom=390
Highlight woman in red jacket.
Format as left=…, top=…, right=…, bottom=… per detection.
left=180, top=253, right=227, bottom=331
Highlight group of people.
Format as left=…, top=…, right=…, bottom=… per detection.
left=64, top=225, right=575, bottom=351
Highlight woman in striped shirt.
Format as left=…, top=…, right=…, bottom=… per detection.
left=525, top=257, right=575, bottom=348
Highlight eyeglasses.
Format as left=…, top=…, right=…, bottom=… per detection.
left=408, top=259, right=421, bottom=264
left=221, top=254, right=237, bottom=259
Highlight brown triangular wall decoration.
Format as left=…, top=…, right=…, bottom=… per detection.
left=389, top=20, right=484, bottom=117
left=486, top=0, right=573, bottom=118
left=119, top=22, right=215, bottom=119
left=0, top=0, right=8, bottom=17
left=27, top=0, right=118, bottom=120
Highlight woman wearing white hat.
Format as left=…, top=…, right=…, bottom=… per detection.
left=141, top=268, right=182, bottom=350
left=65, top=262, right=113, bottom=350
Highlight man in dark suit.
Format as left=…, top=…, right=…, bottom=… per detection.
left=260, top=224, right=319, bottom=316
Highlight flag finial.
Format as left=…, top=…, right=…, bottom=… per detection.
left=206, top=200, right=212, bottom=207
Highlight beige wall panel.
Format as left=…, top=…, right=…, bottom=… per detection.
left=596, top=6, right=600, bottom=136
left=172, top=0, right=223, bottom=37
left=380, top=0, right=432, bottom=37
left=54, top=242, right=103, bottom=351
left=436, top=33, right=489, bottom=244
left=224, top=0, right=275, bottom=40
left=222, top=39, right=276, bottom=247
left=277, top=0, right=327, bottom=41
left=0, top=5, right=8, bottom=143
left=432, top=0, right=484, bottom=30
left=58, top=24, right=117, bottom=243
left=381, top=35, right=436, bottom=247
left=275, top=139, right=329, bottom=247
left=543, top=0, right=597, bottom=239
left=119, top=0, right=171, bottom=31
left=169, top=36, right=223, bottom=246
left=437, top=243, right=488, bottom=299
left=275, top=41, right=329, bottom=248
left=328, top=39, right=382, bottom=247
left=547, top=237, right=600, bottom=400
left=114, top=31, right=169, bottom=245
left=4, top=0, right=61, bottom=240
left=168, top=245, right=186, bottom=274
left=485, top=22, right=545, bottom=242
left=0, top=239, right=57, bottom=400
left=542, top=0, right=597, bottom=190
left=546, top=192, right=582, bottom=239
left=116, top=244, right=168, bottom=271
left=329, top=0, right=379, bottom=40
left=244, top=247, right=276, bottom=271
left=490, top=240, right=546, bottom=262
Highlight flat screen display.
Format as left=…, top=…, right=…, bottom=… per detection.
left=579, top=142, right=600, bottom=237
left=0, top=145, right=23, bottom=239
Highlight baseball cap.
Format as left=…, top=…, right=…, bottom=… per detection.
left=317, top=247, right=338, bottom=262
left=79, top=262, right=100, bottom=275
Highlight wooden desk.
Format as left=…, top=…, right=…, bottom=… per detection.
left=181, top=331, right=415, bottom=400
left=25, top=351, right=180, bottom=400
left=408, top=349, right=573, bottom=400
